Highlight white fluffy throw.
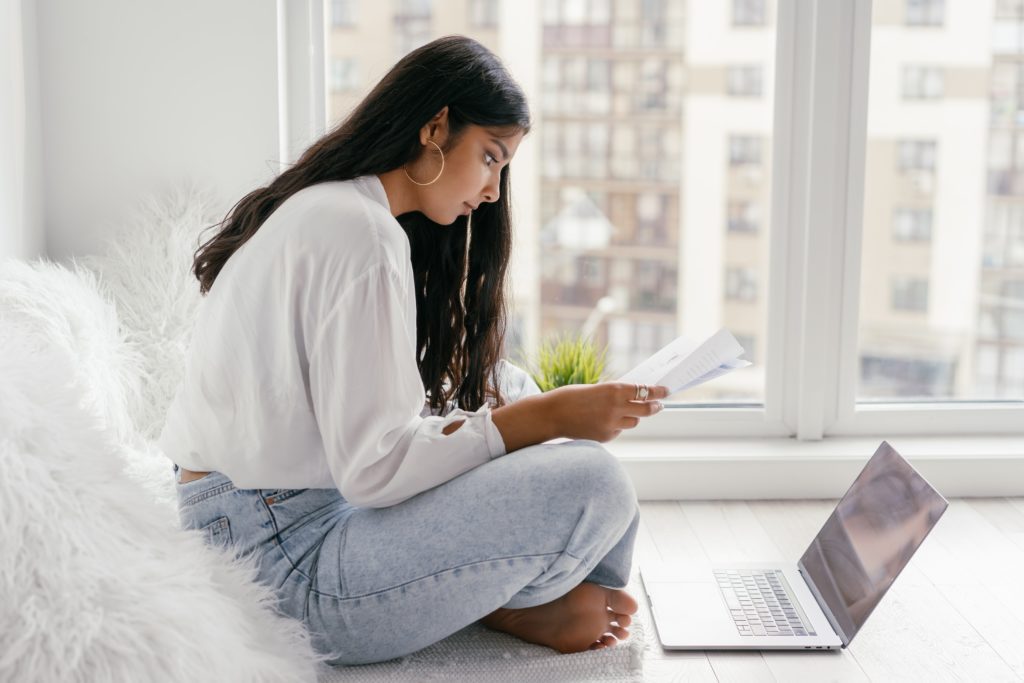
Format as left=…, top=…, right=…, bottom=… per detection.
left=0, top=188, right=325, bottom=682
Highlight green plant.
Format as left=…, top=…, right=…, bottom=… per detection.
left=522, top=333, right=608, bottom=391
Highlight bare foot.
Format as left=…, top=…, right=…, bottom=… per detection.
left=480, top=582, right=639, bottom=654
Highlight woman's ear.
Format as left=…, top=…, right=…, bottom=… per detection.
left=422, top=106, right=450, bottom=144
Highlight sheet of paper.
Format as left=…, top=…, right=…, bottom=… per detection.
left=616, top=328, right=750, bottom=394
left=676, top=358, right=752, bottom=392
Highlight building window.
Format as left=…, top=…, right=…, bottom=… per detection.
left=990, top=62, right=1024, bottom=126
left=985, top=203, right=1024, bottom=268
left=860, top=355, right=954, bottom=397
left=329, top=58, right=359, bottom=93
left=639, top=0, right=668, bottom=47
left=330, top=0, right=357, bottom=27
left=987, top=130, right=1024, bottom=195
left=732, top=0, right=766, bottom=26
left=893, top=208, right=933, bottom=241
left=726, top=65, right=763, bottom=97
left=897, top=139, right=937, bottom=172
left=725, top=267, right=758, bottom=302
left=632, top=260, right=677, bottom=312
left=891, top=276, right=929, bottom=312
left=729, top=135, right=762, bottom=167
left=902, top=66, right=944, bottom=99
left=905, top=0, right=944, bottom=26
left=996, top=0, right=1024, bottom=19
left=636, top=192, right=669, bottom=245
left=579, top=255, right=607, bottom=288
left=727, top=201, right=759, bottom=234
left=543, top=0, right=613, bottom=49
left=637, top=58, right=668, bottom=111
left=469, top=0, right=500, bottom=27
left=394, top=0, right=432, bottom=58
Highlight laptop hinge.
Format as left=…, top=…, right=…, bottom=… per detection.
left=798, top=561, right=852, bottom=647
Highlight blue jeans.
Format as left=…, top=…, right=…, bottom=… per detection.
left=174, top=439, right=640, bottom=666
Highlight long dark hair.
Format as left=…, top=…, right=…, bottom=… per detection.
left=192, top=36, right=531, bottom=413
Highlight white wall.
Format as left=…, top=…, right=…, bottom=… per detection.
left=35, top=0, right=282, bottom=263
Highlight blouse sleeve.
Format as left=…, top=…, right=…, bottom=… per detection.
left=307, top=262, right=507, bottom=508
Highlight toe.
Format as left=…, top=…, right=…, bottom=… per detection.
left=610, top=611, right=632, bottom=628
left=611, top=625, right=630, bottom=640
left=607, top=589, right=639, bottom=615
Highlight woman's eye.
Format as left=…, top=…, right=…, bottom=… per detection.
left=485, top=152, right=497, bottom=166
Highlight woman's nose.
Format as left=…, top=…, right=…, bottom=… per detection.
left=482, top=181, right=499, bottom=204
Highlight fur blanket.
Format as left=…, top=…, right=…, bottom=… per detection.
left=0, top=187, right=324, bottom=682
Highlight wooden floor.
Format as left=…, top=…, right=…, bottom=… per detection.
left=632, top=499, right=1024, bottom=682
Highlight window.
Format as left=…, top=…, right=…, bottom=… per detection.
left=985, top=204, right=1024, bottom=268
left=394, top=0, right=432, bottom=59
left=732, top=0, right=766, bottom=27
left=639, top=0, right=668, bottom=47
left=905, top=0, right=944, bottom=26
left=857, top=4, right=1024, bottom=407
left=469, top=0, right=500, bottom=27
left=989, top=62, right=1024, bottom=126
left=330, top=0, right=357, bottom=27
left=860, top=355, right=955, bottom=398
left=314, top=0, right=1022, bottom=444
left=896, top=140, right=937, bottom=172
left=544, top=0, right=613, bottom=49
left=996, top=0, right=1024, bottom=20
left=329, top=58, right=359, bottom=93
left=902, top=66, right=944, bottom=99
left=729, top=135, right=762, bottom=166
left=987, top=130, right=1024, bottom=195
left=635, top=192, right=669, bottom=245
left=891, top=276, right=929, bottom=312
left=892, top=208, right=932, bottom=242
left=726, top=65, right=763, bottom=97
left=725, top=267, right=758, bottom=302
left=727, top=201, right=759, bottom=234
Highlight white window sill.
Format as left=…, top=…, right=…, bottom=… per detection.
left=603, top=435, right=1024, bottom=499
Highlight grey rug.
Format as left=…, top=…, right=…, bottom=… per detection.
left=317, top=574, right=647, bottom=682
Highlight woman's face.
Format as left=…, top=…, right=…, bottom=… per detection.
left=408, top=116, right=525, bottom=225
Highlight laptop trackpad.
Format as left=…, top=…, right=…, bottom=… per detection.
left=646, top=581, right=745, bottom=646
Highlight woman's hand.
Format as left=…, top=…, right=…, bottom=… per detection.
left=546, top=382, right=670, bottom=443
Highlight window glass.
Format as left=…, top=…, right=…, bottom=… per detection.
left=326, top=0, right=776, bottom=403
left=858, top=0, right=1024, bottom=400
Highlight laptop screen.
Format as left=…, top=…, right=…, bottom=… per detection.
left=798, top=442, right=948, bottom=644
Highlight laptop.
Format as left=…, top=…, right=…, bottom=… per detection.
left=639, top=441, right=948, bottom=650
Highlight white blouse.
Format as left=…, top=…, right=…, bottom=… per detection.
left=158, top=175, right=540, bottom=508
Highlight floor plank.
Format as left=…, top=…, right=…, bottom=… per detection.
left=634, top=498, right=1024, bottom=682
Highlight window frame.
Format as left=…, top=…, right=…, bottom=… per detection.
left=292, top=0, right=1024, bottom=444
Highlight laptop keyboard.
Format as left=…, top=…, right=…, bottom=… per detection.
left=713, top=569, right=817, bottom=637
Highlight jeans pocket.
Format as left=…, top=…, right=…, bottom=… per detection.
left=201, top=516, right=232, bottom=548
left=263, top=488, right=345, bottom=542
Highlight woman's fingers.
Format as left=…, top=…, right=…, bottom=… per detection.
left=648, top=385, right=671, bottom=400
left=619, top=416, right=640, bottom=430
left=618, top=383, right=670, bottom=402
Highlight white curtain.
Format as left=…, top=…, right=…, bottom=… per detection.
left=1, top=0, right=44, bottom=262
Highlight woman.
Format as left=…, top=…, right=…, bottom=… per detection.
left=158, top=35, right=668, bottom=666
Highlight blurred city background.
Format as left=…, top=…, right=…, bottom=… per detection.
left=324, top=0, right=1024, bottom=405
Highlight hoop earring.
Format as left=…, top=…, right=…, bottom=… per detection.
left=403, top=140, right=445, bottom=186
